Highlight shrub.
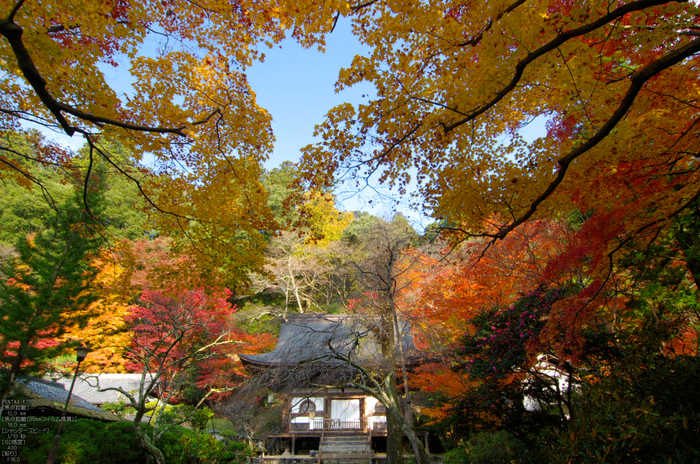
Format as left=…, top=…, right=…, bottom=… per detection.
left=101, top=399, right=136, bottom=419
left=3, top=419, right=143, bottom=464
left=161, top=428, right=253, bottom=463
left=539, top=355, right=700, bottom=464
left=1, top=417, right=251, bottom=463
left=444, top=431, right=530, bottom=464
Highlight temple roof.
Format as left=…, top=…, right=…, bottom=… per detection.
left=239, top=313, right=418, bottom=368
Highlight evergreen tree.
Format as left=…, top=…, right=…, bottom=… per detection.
left=0, top=185, right=104, bottom=410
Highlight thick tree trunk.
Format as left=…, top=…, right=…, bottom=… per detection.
left=401, top=420, right=430, bottom=464
left=133, top=410, right=166, bottom=464
left=382, top=379, right=429, bottom=464
left=380, top=385, right=430, bottom=464
left=385, top=373, right=404, bottom=464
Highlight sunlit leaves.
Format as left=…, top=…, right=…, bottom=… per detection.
left=0, top=0, right=301, bottom=277
left=299, top=0, right=700, bottom=237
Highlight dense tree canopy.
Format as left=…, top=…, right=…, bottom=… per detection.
left=303, top=0, right=700, bottom=231
left=0, top=0, right=304, bottom=281
left=298, top=0, right=700, bottom=351
left=3, top=0, right=700, bottom=461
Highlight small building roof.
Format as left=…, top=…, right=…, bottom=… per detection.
left=50, top=373, right=157, bottom=405
left=15, top=376, right=118, bottom=421
left=239, top=313, right=418, bottom=368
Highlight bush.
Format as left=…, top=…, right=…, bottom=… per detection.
left=444, top=446, right=470, bottom=464
left=101, top=399, right=136, bottom=419
left=1, top=417, right=252, bottom=463
left=539, top=355, right=700, bottom=464
left=444, top=431, right=530, bottom=464
left=157, top=424, right=253, bottom=464
left=2, top=419, right=143, bottom=464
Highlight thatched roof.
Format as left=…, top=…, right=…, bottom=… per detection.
left=239, top=313, right=418, bottom=369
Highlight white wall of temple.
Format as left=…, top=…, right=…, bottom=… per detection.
left=288, top=393, right=388, bottom=431
left=365, top=396, right=378, bottom=411
left=290, top=397, right=324, bottom=429
left=290, top=397, right=324, bottom=414
left=331, top=399, right=360, bottom=422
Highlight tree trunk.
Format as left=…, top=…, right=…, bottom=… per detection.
left=133, top=409, right=166, bottom=464
left=0, top=371, right=16, bottom=418
left=381, top=374, right=429, bottom=464
left=401, top=420, right=430, bottom=464
left=385, top=373, right=404, bottom=464
left=0, top=342, right=27, bottom=417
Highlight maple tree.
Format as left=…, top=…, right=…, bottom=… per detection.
left=62, top=231, right=281, bottom=375
left=0, top=0, right=300, bottom=281
left=413, top=219, right=569, bottom=338
left=534, top=238, right=700, bottom=462
left=411, top=215, right=700, bottom=454
left=301, top=189, right=354, bottom=245
left=59, top=236, right=207, bottom=373
left=298, top=0, right=700, bottom=349
left=117, top=236, right=204, bottom=294
left=403, top=218, right=570, bottom=438
left=95, top=287, right=257, bottom=464
left=60, top=249, right=132, bottom=373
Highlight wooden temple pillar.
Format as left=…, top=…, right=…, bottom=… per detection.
left=360, top=397, right=366, bottom=431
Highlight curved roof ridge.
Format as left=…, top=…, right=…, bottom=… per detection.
left=239, top=313, right=417, bottom=368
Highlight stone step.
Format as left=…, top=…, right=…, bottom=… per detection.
left=321, top=444, right=370, bottom=449
left=321, top=444, right=369, bottom=448
left=321, top=448, right=371, bottom=454
left=321, top=446, right=370, bottom=452
left=321, top=443, right=368, bottom=447
left=320, top=433, right=371, bottom=456
left=322, top=439, right=369, bottom=445
left=321, top=442, right=370, bottom=449
left=317, top=453, right=373, bottom=462
left=322, top=435, right=368, bottom=442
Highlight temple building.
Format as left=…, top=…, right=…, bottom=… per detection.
left=239, top=313, right=428, bottom=461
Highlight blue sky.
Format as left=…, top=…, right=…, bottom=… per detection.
left=247, top=19, right=371, bottom=171
left=244, top=20, right=413, bottom=221
left=40, top=17, right=545, bottom=227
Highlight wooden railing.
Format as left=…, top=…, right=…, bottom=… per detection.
left=290, top=419, right=362, bottom=432
left=325, top=419, right=361, bottom=430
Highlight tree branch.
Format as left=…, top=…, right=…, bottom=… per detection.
left=491, top=36, right=700, bottom=241
left=456, top=0, right=527, bottom=48
left=0, top=15, right=213, bottom=138
left=5, top=0, right=25, bottom=23
left=443, top=0, right=686, bottom=133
